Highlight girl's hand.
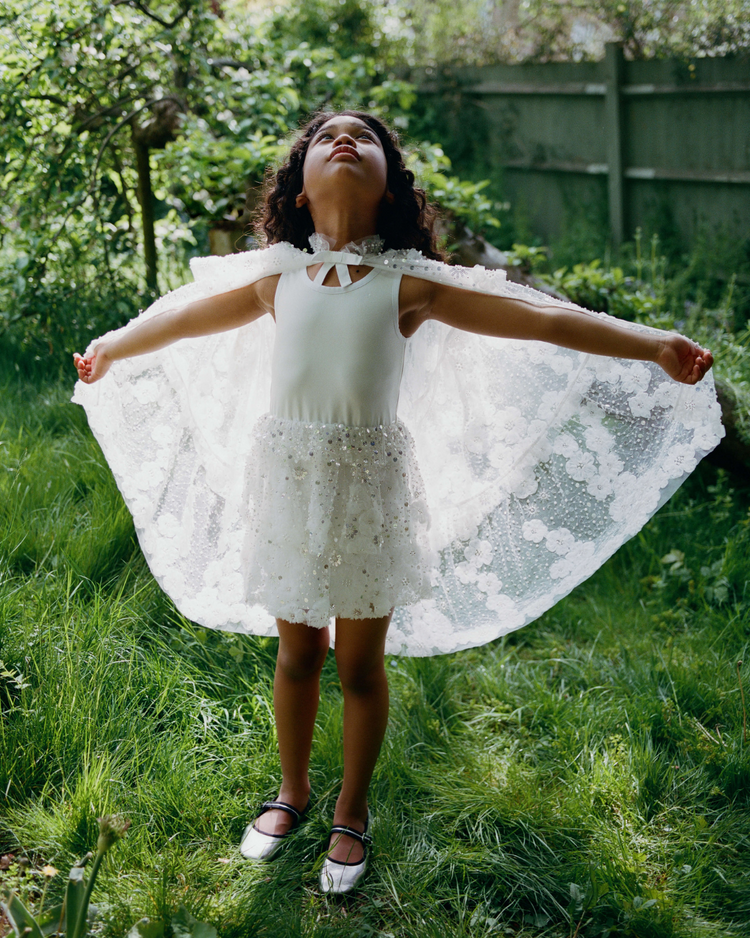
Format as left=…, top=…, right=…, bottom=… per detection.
left=655, top=334, right=714, bottom=384
left=73, top=346, right=112, bottom=384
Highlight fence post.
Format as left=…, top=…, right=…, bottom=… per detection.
left=604, top=42, right=625, bottom=249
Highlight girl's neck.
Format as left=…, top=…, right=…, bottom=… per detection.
left=309, top=209, right=378, bottom=252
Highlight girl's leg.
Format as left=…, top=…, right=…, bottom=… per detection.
left=254, top=617, right=330, bottom=836
left=327, top=612, right=391, bottom=863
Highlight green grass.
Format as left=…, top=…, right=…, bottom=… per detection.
left=1, top=370, right=749, bottom=938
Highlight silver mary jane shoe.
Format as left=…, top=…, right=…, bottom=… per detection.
left=239, top=799, right=309, bottom=861
left=319, top=819, right=371, bottom=894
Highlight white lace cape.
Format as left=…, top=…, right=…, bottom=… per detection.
left=72, top=241, right=725, bottom=656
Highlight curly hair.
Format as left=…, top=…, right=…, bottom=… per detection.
left=256, top=110, right=445, bottom=261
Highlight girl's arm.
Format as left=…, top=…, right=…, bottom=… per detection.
left=74, top=275, right=278, bottom=384
left=400, top=279, right=713, bottom=385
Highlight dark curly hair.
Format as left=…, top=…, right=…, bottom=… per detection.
left=256, top=110, right=445, bottom=261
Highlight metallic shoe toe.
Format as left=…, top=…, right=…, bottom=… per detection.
left=319, top=856, right=367, bottom=894
left=239, top=824, right=286, bottom=861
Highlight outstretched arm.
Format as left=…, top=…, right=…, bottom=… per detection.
left=399, top=278, right=713, bottom=385
left=74, top=274, right=279, bottom=384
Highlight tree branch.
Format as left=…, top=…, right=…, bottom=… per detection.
left=42, top=97, right=177, bottom=260
left=127, top=0, right=190, bottom=29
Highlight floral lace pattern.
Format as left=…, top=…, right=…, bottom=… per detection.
left=73, top=242, right=724, bottom=655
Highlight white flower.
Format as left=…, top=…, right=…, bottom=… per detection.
left=495, top=407, right=528, bottom=445
left=652, top=381, right=680, bottom=408
left=620, top=362, right=651, bottom=393
left=537, top=391, right=563, bottom=421
left=488, top=443, right=514, bottom=471
left=527, top=434, right=553, bottom=463
left=453, top=517, right=479, bottom=542
left=133, top=463, right=165, bottom=490
left=545, top=527, right=576, bottom=555
left=549, top=354, right=574, bottom=375
left=464, top=420, right=492, bottom=454
left=678, top=397, right=711, bottom=430
left=476, top=571, right=502, bottom=593
left=692, top=424, right=721, bottom=450
left=629, top=391, right=655, bottom=418
left=597, top=451, right=624, bottom=475
left=566, top=540, right=597, bottom=566
left=662, top=443, right=697, bottom=476
left=162, top=568, right=186, bottom=596
left=553, top=433, right=579, bottom=457
left=485, top=593, right=518, bottom=616
left=609, top=472, right=654, bottom=522
left=549, top=557, right=573, bottom=579
left=522, top=519, right=548, bottom=543
left=454, top=561, right=479, bottom=585
left=594, top=359, right=623, bottom=384
left=584, top=426, right=614, bottom=454
left=464, top=538, right=493, bottom=566
left=566, top=450, right=596, bottom=482
left=506, top=466, right=539, bottom=499
left=578, top=401, right=605, bottom=427
left=587, top=474, right=614, bottom=500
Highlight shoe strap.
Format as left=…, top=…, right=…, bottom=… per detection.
left=259, top=800, right=305, bottom=822
left=330, top=824, right=372, bottom=846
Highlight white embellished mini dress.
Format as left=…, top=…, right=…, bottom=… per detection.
left=72, top=237, right=725, bottom=656
left=243, top=261, right=432, bottom=629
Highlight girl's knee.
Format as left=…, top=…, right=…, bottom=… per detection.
left=335, top=650, right=386, bottom=694
left=277, top=624, right=329, bottom=679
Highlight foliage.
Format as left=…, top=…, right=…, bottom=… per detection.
left=1, top=364, right=749, bottom=937
left=2, top=815, right=130, bottom=938
left=0, top=0, right=418, bottom=361
left=406, top=142, right=507, bottom=243
left=387, top=0, right=750, bottom=66
left=0, top=0, right=511, bottom=367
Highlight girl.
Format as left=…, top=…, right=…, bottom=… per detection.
left=73, top=111, right=721, bottom=894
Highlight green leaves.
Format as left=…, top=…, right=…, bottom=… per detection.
left=125, top=906, right=216, bottom=938
left=64, top=865, right=85, bottom=938
left=1, top=892, right=45, bottom=938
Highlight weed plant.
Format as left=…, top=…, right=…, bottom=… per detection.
left=1, top=366, right=749, bottom=937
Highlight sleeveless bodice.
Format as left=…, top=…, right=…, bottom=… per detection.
left=270, top=265, right=406, bottom=427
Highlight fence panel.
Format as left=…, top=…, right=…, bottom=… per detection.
left=419, top=47, right=750, bottom=250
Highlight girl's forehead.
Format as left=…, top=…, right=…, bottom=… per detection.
left=316, top=116, right=376, bottom=136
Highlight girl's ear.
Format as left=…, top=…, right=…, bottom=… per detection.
left=384, top=189, right=395, bottom=205
left=295, top=190, right=309, bottom=209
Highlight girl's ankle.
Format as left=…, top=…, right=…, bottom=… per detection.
left=332, top=803, right=368, bottom=831
left=277, top=783, right=311, bottom=809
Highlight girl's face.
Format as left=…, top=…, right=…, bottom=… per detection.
left=296, top=116, right=390, bottom=215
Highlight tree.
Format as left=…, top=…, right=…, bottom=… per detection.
left=389, top=0, right=750, bottom=65
left=0, top=0, right=415, bottom=355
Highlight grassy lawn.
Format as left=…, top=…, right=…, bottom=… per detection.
left=1, top=369, right=748, bottom=938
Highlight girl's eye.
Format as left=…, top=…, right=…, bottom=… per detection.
left=317, top=131, right=374, bottom=141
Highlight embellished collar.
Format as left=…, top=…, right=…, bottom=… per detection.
left=308, top=232, right=385, bottom=256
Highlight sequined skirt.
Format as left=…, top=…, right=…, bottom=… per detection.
left=242, top=414, right=433, bottom=628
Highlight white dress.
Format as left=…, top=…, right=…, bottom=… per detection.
left=72, top=234, right=725, bottom=656
left=243, top=261, right=432, bottom=628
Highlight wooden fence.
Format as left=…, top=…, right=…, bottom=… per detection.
left=419, top=45, right=750, bottom=250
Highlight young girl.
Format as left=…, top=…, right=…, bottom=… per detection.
left=73, top=110, right=721, bottom=895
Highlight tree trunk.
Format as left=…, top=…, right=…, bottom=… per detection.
left=133, top=136, right=158, bottom=293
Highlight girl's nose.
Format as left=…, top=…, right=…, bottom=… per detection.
left=333, top=132, right=357, bottom=149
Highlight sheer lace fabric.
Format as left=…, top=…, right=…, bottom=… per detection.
left=73, top=241, right=724, bottom=655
